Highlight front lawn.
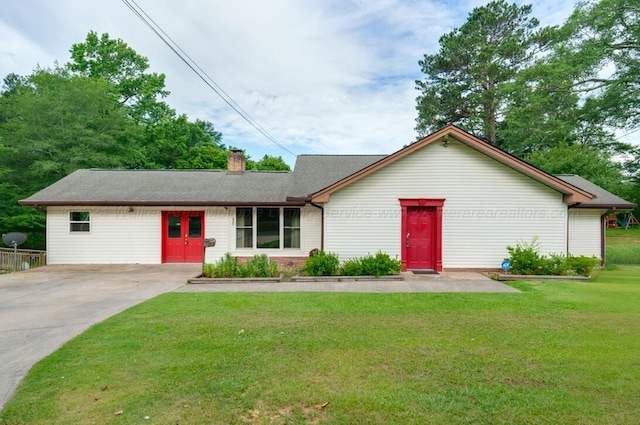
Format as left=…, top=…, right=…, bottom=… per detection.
left=2, top=267, right=640, bottom=424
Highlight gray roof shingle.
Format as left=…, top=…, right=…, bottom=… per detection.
left=20, top=155, right=388, bottom=206
left=20, top=169, right=294, bottom=205
left=555, top=174, right=636, bottom=209
left=288, top=154, right=386, bottom=197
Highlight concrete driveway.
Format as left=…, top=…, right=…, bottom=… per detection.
left=0, top=264, right=200, bottom=410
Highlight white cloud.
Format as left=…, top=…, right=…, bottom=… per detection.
left=0, top=0, right=586, bottom=164
left=0, top=20, right=55, bottom=76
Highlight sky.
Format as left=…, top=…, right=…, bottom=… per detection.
left=0, top=0, right=605, bottom=166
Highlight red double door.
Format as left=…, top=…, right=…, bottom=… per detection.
left=162, top=211, right=204, bottom=263
left=401, top=199, right=444, bottom=272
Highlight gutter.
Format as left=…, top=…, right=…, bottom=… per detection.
left=600, top=208, right=616, bottom=266
left=18, top=200, right=307, bottom=207
left=31, top=204, right=47, bottom=214
left=571, top=203, right=637, bottom=209
left=287, top=195, right=325, bottom=251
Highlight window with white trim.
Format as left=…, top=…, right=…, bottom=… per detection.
left=283, top=208, right=300, bottom=248
left=70, top=211, right=90, bottom=232
left=257, top=208, right=280, bottom=248
left=235, top=207, right=301, bottom=249
left=236, top=208, right=253, bottom=248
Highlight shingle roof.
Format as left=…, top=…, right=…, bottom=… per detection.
left=20, top=169, right=295, bottom=206
left=20, top=155, right=388, bottom=206
left=19, top=157, right=636, bottom=210
left=554, top=174, right=637, bottom=209
left=287, top=154, right=386, bottom=198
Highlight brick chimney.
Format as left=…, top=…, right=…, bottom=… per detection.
left=228, top=148, right=246, bottom=174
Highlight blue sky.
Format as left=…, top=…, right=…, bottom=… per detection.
left=1, top=0, right=594, bottom=166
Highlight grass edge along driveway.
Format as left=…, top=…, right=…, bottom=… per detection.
left=1, top=266, right=639, bottom=424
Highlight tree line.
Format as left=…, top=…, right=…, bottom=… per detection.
left=3, top=1, right=640, bottom=249
left=416, top=0, right=639, bottom=207
left=0, top=31, right=289, bottom=249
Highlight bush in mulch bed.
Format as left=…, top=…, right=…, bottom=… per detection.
left=506, top=238, right=600, bottom=277
left=304, top=250, right=402, bottom=277
left=202, top=253, right=279, bottom=278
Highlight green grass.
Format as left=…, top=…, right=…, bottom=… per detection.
left=607, top=227, right=640, bottom=264
left=2, top=267, right=640, bottom=424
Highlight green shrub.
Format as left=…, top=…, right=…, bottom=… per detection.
left=340, top=258, right=364, bottom=276
left=304, top=251, right=340, bottom=276
left=247, top=254, right=279, bottom=278
left=240, top=260, right=254, bottom=278
left=204, top=252, right=241, bottom=277
left=567, top=255, right=600, bottom=276
left=540, top=253, right=569, bottom=276
left=360, top=251, right=402, bottom=277
left=202, top=262, right=214, bottom=278
left=339, top=251, right=402, bottom=277
left=505, top=239, right=600, bottom=276
left=506, top=238, right=544, bottom=275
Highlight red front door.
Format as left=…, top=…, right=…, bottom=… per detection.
left=400, top=199, right=444, bottom=272
left=162, top=211, right=204, bottom=263
left=406, top=207, right=437, bottom=269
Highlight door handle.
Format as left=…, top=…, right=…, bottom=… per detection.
left=184, top=238, right=188, bottom=245
left=406, top=233, right=410, bottom=248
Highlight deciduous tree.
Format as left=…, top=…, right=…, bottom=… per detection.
left=0, top=68, right=139, bottom=187
left=0, top=68, right=140, bottom=248
left=526, top=142, right=626, bottom=194
left=67, top=31, right=170, bottom=124
left=559, top=0, right=640, bottom=129
left=253, top=155, right=291, bottom=171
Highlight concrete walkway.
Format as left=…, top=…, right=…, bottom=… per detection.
left=0, top=265, right=516, bottom=411
left=177, top=271, right=519, bottom=293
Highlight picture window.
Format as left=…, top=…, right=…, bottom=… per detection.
left=235, top=207, right=300, bottom=249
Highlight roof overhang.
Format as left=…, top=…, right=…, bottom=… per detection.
left=310, top=126, right=595, bottom=204
left=19, top=200, right=307, bottom=207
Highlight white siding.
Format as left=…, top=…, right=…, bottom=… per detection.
left=323, top=140, right=569, bottom=269
left=302, top=205, right=323, bottom=254
left=47, top=206, right=242, bottom=264
left=203, top=207, right=232, bottom=263
left=47, top=206, right=161, bottom=264
left=568, top=210, right=603, bottom=258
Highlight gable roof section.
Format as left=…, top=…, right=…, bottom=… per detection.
left=555, top=174, right=637, bottom=209
left=20, top=169, right=297, bottom=207
left=287, top=154, right=386, bottom=199
left=310, top=126, right=595, bottom=204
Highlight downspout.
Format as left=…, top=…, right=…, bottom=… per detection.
left=33, top=204, right=47, bottom=214
left=33, top=204, right=48, bottom=256
left=310, top=201, right=324, bottom=250
left=600, top=208, right=615, bottom=266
